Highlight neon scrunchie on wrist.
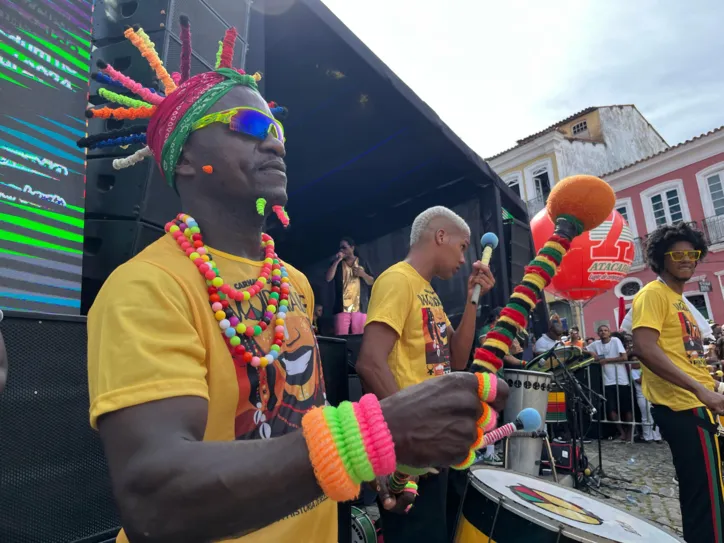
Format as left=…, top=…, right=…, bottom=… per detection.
left=452, top=450, right=476, bottom=470
left=337, top=401, right=376, bottom=483
left=358, top=394, right=396, bottom=476
left=302, top=395, right=396, bottom=502
left=323, top=406, right=360, bottom=484
left=477, top=372, right=498, bottom=403
left=301, top=407, right=360, bottom=502
left=389, top=471, right=410, bottom=494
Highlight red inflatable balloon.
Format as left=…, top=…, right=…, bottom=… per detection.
left=530, top=208, right=635, bottom=301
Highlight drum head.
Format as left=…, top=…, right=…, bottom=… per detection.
left=503, top=368, right=552, bottom=381
left=469, top=468, right=682, bottom=542
left=351, top=506, right=376, bottom=543
left=526, top=346, right=582, bottom=372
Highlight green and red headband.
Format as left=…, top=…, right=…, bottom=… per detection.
left=77, top=18, right=286, bottom=189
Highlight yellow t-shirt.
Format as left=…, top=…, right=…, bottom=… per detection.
left=632, top=280, right=715, bottom=411
left=365, top=261, right=452, bottom=389
left=87, top=235, right=336, bottom=543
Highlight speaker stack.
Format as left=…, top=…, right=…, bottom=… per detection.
left=82, top=0, right=252, bottom=313
left=0, top=314, right=120, bottom=543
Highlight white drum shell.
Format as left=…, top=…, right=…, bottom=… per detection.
left=503, top=369, right=551, bottom=476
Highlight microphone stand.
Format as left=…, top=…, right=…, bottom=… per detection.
left=554, top=362, right=588, bottom=490
left=557, top=362, right=630, bottom=495
left=573, top=378, right=607, bottom=481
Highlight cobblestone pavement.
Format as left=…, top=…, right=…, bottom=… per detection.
left=585, top=440, right=683, bottom=537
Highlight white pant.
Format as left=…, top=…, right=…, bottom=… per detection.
left=635, top=385, right=661, bottom=441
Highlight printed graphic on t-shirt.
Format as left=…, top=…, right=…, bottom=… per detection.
left=418, top=288, right=451, bottom=376
left=229, top=276, right=326, bottom=441
left=675, top=302, right=706, bottom=368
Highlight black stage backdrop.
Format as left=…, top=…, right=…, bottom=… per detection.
left=309, top=197, right=501, bottom=328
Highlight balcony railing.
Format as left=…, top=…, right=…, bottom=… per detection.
left=525, top=194, right=547, bottom=218
left=703, top=214, right=724, bottom=245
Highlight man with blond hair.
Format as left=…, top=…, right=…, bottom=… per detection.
left=357, top=206, right=504, bottom=542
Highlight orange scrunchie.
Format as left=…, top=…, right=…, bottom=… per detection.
left=301, top=406, right=360, bottom=502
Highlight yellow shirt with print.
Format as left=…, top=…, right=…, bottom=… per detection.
left=365, top=262, right=452, bottom=390
left=87, top=235, right=336, bottom=543
left=632, top=280, right=716, bottom=411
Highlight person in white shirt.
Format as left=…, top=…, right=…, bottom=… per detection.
left=587, top=325, right=631, bottom=441
left=630, top=363, right=662, bottom=443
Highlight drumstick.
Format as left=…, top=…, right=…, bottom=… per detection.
left=480, top=408, right=541, bottom=448
left=471, top=232, right=499, bottom=305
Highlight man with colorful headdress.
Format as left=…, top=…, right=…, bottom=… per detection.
left=82, top=17, right=492, bottom=543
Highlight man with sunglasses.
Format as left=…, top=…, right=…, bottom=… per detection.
left=85, top=20, right=497, bottom=543
left=631, top=222, right=724, bottom=543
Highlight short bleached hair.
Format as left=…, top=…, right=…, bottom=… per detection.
left=410, top=206, right=471, bottom=246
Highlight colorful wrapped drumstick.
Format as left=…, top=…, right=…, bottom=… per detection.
left=471, top=175, right=616, bottom=375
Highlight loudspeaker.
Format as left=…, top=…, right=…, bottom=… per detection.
left=317, top=336, right=349, bottom=407
left=541, top=442, right=587, bottom=473
left=81, top=220, right=165, bottom=314
left=92, top=0, right=251, bottom=69
left=504, top=217, right=532, bottom=288
left=343, top=334, right=363, bottom=374
left=0, top=314, right=120, bottom=543
left=83, top=1, right=252, bottom=313
left=85, top=156, right=179, bottom=226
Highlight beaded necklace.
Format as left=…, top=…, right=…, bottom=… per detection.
left=165, top=213, right=291, bottom=369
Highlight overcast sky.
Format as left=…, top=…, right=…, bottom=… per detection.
left=321, top=0, right=724, bottom=158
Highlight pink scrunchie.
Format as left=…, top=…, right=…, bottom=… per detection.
left=357, top=394, right=397, bottom=476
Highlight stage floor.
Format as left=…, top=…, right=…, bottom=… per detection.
left=587, top=440, right=682, bottom=537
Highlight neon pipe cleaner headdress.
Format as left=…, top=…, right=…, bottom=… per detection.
left=471, top=175, right=615, bottom=374
left=77, top=16, right=291, bottom=226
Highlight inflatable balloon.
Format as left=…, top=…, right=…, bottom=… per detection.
left=471, top=174, right=615, bottom=377
left=530, top=208, right=635, bottom=301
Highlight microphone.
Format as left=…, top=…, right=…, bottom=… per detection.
left=471, top=232, right=499, bottom=305
left=480, top=408, right=541, bottom=448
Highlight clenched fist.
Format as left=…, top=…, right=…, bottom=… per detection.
left=380, top=372, right=508, bottom=468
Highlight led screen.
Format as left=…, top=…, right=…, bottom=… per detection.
left=0, top=0, right=90, bottom=314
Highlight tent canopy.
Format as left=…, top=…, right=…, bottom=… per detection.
left=249, top=0, right=526, bottom=267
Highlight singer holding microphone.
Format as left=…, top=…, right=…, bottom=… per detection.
left=356, top=206, right=506, bottom=543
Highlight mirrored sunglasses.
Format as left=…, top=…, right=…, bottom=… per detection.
left=192, top=107, right=285, bottom=143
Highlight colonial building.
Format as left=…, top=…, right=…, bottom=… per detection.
left=582, top=126, right=724, bottom=335
left=488, top=105, right=668, bottom=325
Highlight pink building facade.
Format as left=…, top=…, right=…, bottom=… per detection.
left=582, top=127, right=724, bottom=336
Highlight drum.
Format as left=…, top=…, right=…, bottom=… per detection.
left=526, top=346, right=583, bottom=372
left=546, top=384, right=567, bottom=424
left=503, top=369, right=552, bottom=476
left=455, top=467, right=683, bottom=542
left=351, top=506, right=376, bottom=543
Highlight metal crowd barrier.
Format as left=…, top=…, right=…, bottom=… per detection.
left=581, top=361, right=658, bottom=444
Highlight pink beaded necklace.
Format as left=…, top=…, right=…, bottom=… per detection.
left=165, top=213, right=291, bottom=368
